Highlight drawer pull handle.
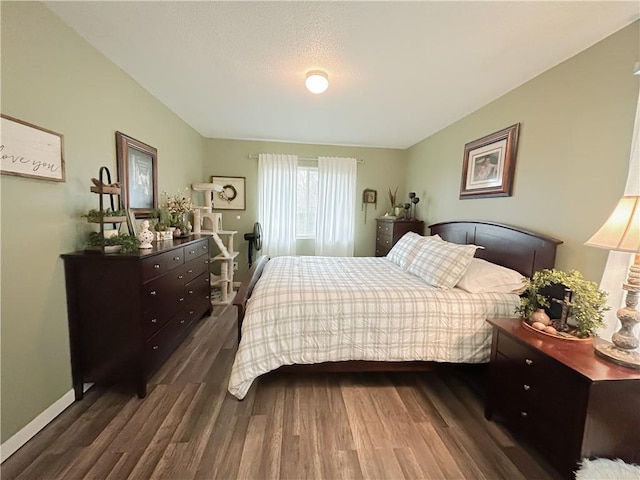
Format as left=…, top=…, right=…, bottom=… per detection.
left=188, top=290, right=194, bottom=294
left=205, top=295, right=210, bottom=299
left=189, top=250, right=195, bottom=254
left=525, top=359, right=533, bottom=365
left=187, top=269, right=193, bottom=274
left=386, top=240, right=389, bottom=244
left=174, top=256, right=181, bottom=261
left=180, top=319, right=185, bottom=324
left=523, top=384, right=530, bottom=391
left=189, top=310, right=194, bottom=315
left=520, top=411, right=528, bottom=418
left=178, top=275, right=184, bottom=279
left=151, top=318, right=157, bottom=324
left=153, top=264, right=160, bottom=269
left=202, top=245, right=207, bottom=250
left=150, top=291, right=157, bottom=296
left=153, top=345, right=159, bottom=350
left=179, top=297, right=184, bottom=302
left=205, top=260, right=209, bottom=264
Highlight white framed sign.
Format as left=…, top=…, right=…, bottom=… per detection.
left=0, top=114, right=65, bottom=182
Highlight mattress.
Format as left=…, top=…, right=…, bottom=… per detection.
left=228, top=255, right=519, bottom=399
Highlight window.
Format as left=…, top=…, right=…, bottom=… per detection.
left=296, top=166, right=318, bottom=238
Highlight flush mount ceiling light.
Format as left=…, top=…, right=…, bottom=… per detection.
left=634, top=61, right=640, bottom=75
left=305, top=70, right=329, bottom=94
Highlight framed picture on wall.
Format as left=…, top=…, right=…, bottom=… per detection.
left=210, top=176, right=246, bottom=210
left=0, top=114, right=65, bottom=182
left=460, top=123, right=520, bottom=199
left=116, top=131, right=158, bottom=217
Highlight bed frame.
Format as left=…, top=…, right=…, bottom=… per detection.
left=232, top=220, right=562, bottom=372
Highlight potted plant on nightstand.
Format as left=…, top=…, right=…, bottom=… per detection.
left=515, top=269, right=609, bottom=339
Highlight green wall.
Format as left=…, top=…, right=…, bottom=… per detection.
left=204, top=139, right=407, bottom=277
left=406, top=21, right=639, bottom=283
left=2, top=0, right=638, bottom=453
left=1, top=2, right=205, bottom=442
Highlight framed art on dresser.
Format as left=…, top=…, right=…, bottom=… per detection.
left=116, top=131, right=158, bottom=217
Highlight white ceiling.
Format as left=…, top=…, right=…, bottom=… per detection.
left=45, top=1, right=639, bottom=149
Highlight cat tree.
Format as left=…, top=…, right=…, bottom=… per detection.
left=192, top=183, right=238, bottom=305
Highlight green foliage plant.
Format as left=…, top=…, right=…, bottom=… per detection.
left=82, top=208, right=127, bottom=221
left=515, top=269, right=609, bottom=338
left=87, top=232, right=140, bottom=254
left=151, top=207, right=172, bottom=232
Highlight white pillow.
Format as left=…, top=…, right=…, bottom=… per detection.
left=386, top=233, right=439, bottom=270
left=456, top=258, right=526, bottom=294
left=407, top=238, right=479, bottom=289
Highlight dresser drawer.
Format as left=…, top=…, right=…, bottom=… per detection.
left=142, top=248, right=185, bottom=282
left=145, top=316, right=183, bottom=374
left=142, top=309, right=173, bottom=339
left=183, top=255, right=209, bottom=284
left=375, top=220, right=423, bottom=257
left=184, top=239, right=209, bottom=261
left=375, top=245, right=391, bottom=257
left=142, top=271, right=185, bottom=320
left=185, top=273, right=211, bottom=309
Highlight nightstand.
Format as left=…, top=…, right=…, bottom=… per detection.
left=485, top=317, right=640, bottom=479
left=375, top=218, right=424, bottom=256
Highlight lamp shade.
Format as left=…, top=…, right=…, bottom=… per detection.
left=305, top=70, right=329, bottom=94
left=585, top=195, right=640, bottom=252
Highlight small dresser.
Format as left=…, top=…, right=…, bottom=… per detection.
left=375, top=218, right=424, bottom=256
left=485, top=317, right=640, bottom=479
left=62, top=235, right=212, bottom=399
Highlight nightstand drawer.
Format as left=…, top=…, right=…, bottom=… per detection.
left=495, top=332, right=587, bottom=421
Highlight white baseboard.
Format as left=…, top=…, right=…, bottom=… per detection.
left=0, top=384, right=92, bottom=463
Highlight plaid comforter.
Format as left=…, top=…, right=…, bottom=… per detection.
left=228, top=256, right=519, bottom=399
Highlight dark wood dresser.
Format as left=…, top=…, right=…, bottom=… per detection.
left=62, top=235, right=212, bottom=399
left=375, top=218, right=424, bottom=256
left=485, top=317, right=640, bottom=478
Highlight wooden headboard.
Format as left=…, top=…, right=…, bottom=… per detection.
left=429, top=221, right=562, bottom=277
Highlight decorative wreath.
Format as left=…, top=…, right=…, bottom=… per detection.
left=218, top=184, right=237, bottom=203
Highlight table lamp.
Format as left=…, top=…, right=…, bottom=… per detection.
left=585, top=195, right=640, bottom=369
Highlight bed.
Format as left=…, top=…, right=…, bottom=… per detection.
left=228, top=221, right=562, bottom=399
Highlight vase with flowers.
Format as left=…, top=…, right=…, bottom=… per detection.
left=388, top=186, right=402, bottom=216
left=163, top=189, right=194, bottom=237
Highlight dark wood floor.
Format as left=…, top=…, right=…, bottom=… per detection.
left=2, top=305, right=563, bottom=480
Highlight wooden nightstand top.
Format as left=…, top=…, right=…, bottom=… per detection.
left=488, top=317, right=640, bottom=382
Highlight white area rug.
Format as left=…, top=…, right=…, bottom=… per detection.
left=575, top=458, right=640, bottom=479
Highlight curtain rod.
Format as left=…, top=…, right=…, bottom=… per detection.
left=248, top=154, right=363, bottom=164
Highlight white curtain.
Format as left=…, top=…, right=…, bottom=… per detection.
left=597, top=86, right=640, bottom=341
left=315, top=156, right=357, bottom=256
left=258, top=154, right=298, bottom=257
